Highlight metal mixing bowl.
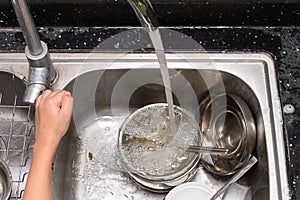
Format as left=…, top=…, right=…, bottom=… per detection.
left=199, top=94, right=256, bottom=176
left=118, top=103, right=202, bottom=192
left=0, top=160, right=12, bottom=200
left=211, top=106, right=246, bottom=159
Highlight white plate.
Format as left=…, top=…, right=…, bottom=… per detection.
left=165, top=182, right=221, bottom=200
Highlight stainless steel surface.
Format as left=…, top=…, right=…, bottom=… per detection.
left=125, top=157, right=200, bottom=193
left=231, top=94, right=257, bottom=168
left=213, top=108, right=244, bottom=158
left=0, top=160, right=12, bottom=200
left=118, top=103, right=201, bottom=192
left=187, top=146, right=228, bottom=155
left=200, top=94, right=256, bottom=175
left=22, top=41, right=56, bottom=104
left=127, top=0, right=159, bottom=32
left=11, top=0, right=55, bottom=104
left=0, top=52, right=289, bottom=199
left=0, top=71, right=34, bottom=199
left=210, top=156, right=258, bottom=200
left=11, top=0, right=42, bottom=55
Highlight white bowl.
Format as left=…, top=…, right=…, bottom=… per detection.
left=165, top=182, right=220, bottom=200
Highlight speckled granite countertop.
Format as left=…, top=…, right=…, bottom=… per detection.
left=0, top=26, right=299, bottom=199
left=0, top=0, right=299, bottom=199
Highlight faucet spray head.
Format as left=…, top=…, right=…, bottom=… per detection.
left=127, top=0, right=159, bottom=32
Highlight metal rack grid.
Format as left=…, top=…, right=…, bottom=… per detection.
left=0, top=73, right=34, bottom=199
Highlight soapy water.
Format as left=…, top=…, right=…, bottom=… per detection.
left=77, top=116, right=124, bottom=172
left=119, top=105, right=200, bottom=177
left=70, top=116, right=164, bottom=199
left=70, top=105, right=200, bottom=199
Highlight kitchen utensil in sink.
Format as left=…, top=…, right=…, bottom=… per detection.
left=187, top=145, right=228, bottom=155
left=222, top=183, right=252, bottom=200
left=118, top=103, right=202, bottom=192
left=210, top=156, right=258, bottom=200
left=200, top=94, right=256, bottom=175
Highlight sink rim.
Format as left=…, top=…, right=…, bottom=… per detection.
left=0, top=52, right=289, bottom=199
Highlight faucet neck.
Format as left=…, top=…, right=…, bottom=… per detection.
left=11, top=0, right=43, bottom=56
left=11, top=0, right=55, bottom=104
left=127, top=0, right=159, bottom=32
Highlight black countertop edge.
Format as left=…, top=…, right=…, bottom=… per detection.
left=0, top=26, right=299, bottom=199
left=1, top=2, right=300, bottom=27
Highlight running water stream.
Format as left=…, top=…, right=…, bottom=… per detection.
left=148, top=29, right=176, bottom=135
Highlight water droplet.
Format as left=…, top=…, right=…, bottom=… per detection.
left=283, top=104, right=295, bottom=114
left=114, top=42, right=120, bottom=49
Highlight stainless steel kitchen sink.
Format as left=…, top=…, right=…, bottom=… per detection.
left=0, top=52, right=289, bottom=199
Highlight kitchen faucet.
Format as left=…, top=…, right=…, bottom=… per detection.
left=12, top=0, right=56, bottom=104
left=11, top=0, right=158, bottom=104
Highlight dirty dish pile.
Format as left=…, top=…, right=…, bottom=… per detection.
left=118, top=103, right=202, bottom=192
left=118, top=93, right=256, bottom=194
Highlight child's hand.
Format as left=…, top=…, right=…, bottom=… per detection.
left=23, top=90, right=73, bottom=200
left=34, top=89, right=73, bottom=154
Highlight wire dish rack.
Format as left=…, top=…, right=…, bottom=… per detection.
left=0, top=71, right=35, bottom=199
